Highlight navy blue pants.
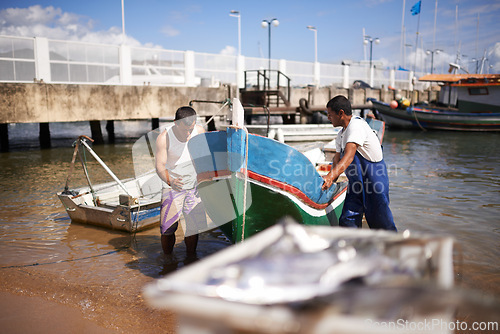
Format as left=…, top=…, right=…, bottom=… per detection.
left=340, top=152, right=397, bottom=231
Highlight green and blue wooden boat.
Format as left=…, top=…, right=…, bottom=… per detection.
left=188, top=126, right=347, bottom=243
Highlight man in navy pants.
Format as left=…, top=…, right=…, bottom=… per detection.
left=321, top=95, right=397, bottom=231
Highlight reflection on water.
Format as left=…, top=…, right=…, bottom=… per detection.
left=383, top=130, right=500, bottom=293
left=0, top=130, right=499, bottom=296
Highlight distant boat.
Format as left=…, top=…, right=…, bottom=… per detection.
left=57, top=136, right=162, bottom=232
left=245, top=124, right=340, bottom=143
left=370, top=74, right=500, bottom=131
left=187, top=99, right=347, bottom=244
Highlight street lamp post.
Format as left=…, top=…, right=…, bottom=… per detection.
left=306, top=26, right=317, bottom=63
left=426, top=49, right=442, bottom=74
left=364, top=36, right=380, bottom=70
left=364, top=35, right=380, bottom=87
left=261, top=18, right=279, bottom=73
left=229, top=10, right=241, bottom=56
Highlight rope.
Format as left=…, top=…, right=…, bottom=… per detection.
left=411, top=107, right=427, bottom=131
left=0, top=246, right=130, bottom=269
left=63, top=140, right=80, bottom=193
left=202, top=99, right=231, bottom=127
left=409, top=93, right=426, bottom=131
left=240, top=126, right=250, bottom=242
left=78, top=145, right=97, bottom=205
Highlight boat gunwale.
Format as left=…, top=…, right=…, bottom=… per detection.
left=196, top=168, right=347, bottom=210
left=372, top=100, right=500, bottom=118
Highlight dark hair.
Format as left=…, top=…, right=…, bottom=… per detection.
left=326, top=95, right=352, bottom=116
left=175, top=106, right=197, bottom=121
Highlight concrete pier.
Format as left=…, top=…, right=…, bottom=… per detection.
left=0, top=83, right=233, bottom=149
left=0, top=82, right=436, bottom=150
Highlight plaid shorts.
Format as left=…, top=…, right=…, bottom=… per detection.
left=160, top=187, right=207, bottom=236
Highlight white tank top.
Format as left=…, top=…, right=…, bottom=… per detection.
left=165, top=125, right=200, bottom=189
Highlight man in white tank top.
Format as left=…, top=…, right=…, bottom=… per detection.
left=155, top=106, right=207, bottom=259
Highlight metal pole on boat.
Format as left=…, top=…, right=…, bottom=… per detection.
left=79, top=138, right=132, bottom=197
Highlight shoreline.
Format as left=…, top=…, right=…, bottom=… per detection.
left=0, top=266, right=177, bottom=333
left=0, top=228, right=231, bottom=333
left=1, top=233, right=498, bottom=333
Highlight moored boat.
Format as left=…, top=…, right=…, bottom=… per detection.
left=57, top=136, right=162, bottom=232
left=187, top=99, right=348, bottom=243
left=370, top=74, right=500, bottom=131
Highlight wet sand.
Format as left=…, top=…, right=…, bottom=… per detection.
left=1, top=223, right=499, bottom=334
left=0, top=292, right=118, bottom=334
left=0, top=253, right=177, bottom=333
left=0, top=228, right=231, bottom=334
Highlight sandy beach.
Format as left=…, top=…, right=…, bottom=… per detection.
left=0, top=254, right=177, bottom=333
left=0, top=225, right=233, bottom=334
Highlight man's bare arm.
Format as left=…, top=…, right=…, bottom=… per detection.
left=155, top=130, right=171, bottom=186
left=321, top=142, right=358, bottom=190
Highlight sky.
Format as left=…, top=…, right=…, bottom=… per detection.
left=1, top=0, right=499, bottom=73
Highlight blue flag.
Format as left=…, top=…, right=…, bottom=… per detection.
left=411, top=1, right=421, bottom=15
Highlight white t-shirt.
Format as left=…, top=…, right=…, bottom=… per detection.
left=335, top=116, right=383, bottom=162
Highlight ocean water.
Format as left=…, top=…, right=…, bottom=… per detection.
left=0, top=125, right=498, bottom=303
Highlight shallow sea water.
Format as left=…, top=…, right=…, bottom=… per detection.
left=0, top=126, right=499, bottom=324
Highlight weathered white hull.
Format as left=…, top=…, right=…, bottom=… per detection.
left=58, top=171, right=162, bottom=232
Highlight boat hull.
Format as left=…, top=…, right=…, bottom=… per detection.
left=371, top=100, right=500, bottom=131
left=57, top=172, right=162, bottom=233
left=58, top=193, right=160, bottom=232
left=188, top=129, right=348, bottom=243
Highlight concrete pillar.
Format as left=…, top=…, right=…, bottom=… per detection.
left=313, top=62, right=320, bottom=87
left=342, top=65, right=350, bottom=89
left=90, top=121, right=104, bottom=145
left=237, top=55, right=245, bottom=89
left=119, top=44, right=132, bottom=85
left=278, top=59, right=287, bottom=75
left=106, top=120, right=115, bottom=144
left=390, top=69, right=396, bottom=89
left=369, top=67, right=374, bottom=88
left=185, top=50, right=196, bottom=87
left=34, top=37, right=51, bottom=82
left=409, top=71, right=415, bottom=91
left=152, top=118, right=159, bottom=130
left=39, top=122, right=51, bottom=148
left=0, top=123, right=9, bottom=152
left=205, top=116, right=216, bottom=132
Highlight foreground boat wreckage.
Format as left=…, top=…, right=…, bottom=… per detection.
left=144, top=221, right=472, bottom=333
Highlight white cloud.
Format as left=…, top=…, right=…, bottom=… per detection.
left=487, top=42, right=500, bottom=73
left=0, top=5, right=158, bottom=48
left=161, top=25, right=180, bottom=37
left=0, top=5, right=60, bottom=26
left=220, top=45, right=236, bottom=56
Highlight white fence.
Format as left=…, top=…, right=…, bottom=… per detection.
left=0, top=35, right=425, bottom=90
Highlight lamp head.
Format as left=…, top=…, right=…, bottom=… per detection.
left=307, top=25, right=316, bottom=31
left=374, top=38, right=380, bottom=44
left=261, top=20, right=268, bottom=28
left=272, top=19, right=279, bottom=27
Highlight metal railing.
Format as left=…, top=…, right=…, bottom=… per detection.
left=0, top=34, right=425, bottom=89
